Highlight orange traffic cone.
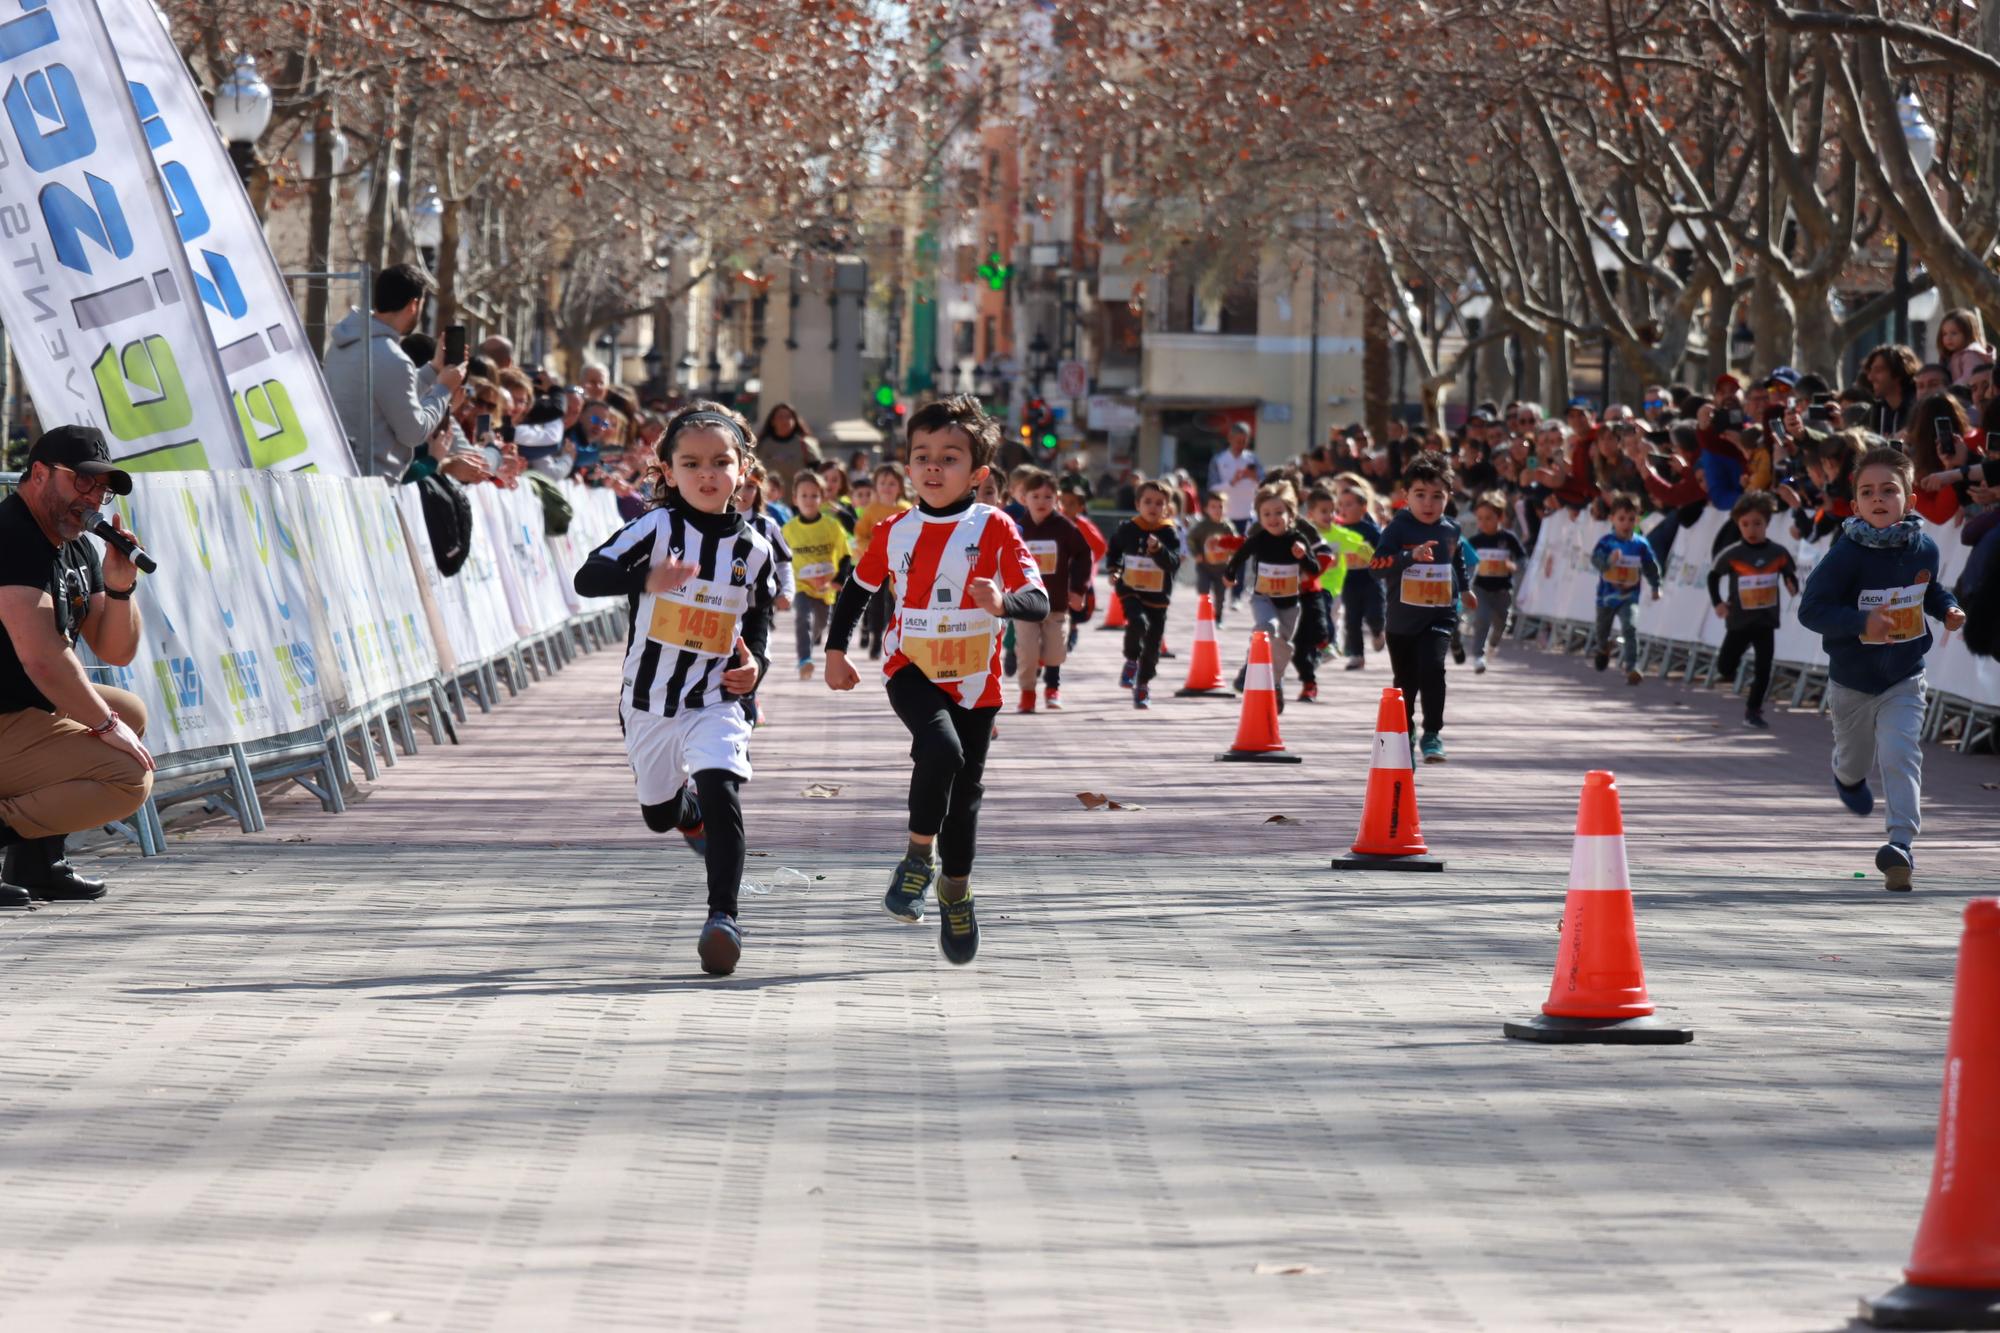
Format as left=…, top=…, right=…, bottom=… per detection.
left=1099, top=581, right=1127, bottom=630
left=1334, top=687, right=1442, bottom=872
left=1859, top=898, right=2000, bottom=1329
left=1214, top=631, right=1301, bottom=764
left=1504, top=771, right=1691, bottom=1044
left=1175, top=594, right=1234, bottom=697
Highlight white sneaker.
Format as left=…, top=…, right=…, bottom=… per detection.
left=1473, top=655, right=1488, bottom=674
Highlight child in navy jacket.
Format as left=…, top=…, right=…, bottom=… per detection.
left=1589, top=493, right=1662, bottom=684
left=1798, top=447, right=1965, bottom=891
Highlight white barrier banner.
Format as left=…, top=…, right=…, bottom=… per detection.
left=276, top=473, right=437, bottom=709
left=95, top=471, right=327, bottom=750
left=101, top=0, right=355, bottom=475
left=0, top=0, right=249, bottom=469
left=1515, top=504, right=1996, bottom=707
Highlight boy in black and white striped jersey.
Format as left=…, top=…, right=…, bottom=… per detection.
left=574, top=401, right=779, bottom=976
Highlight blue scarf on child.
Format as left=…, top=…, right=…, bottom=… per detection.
left=1840, top=513, right=1922, bottom=550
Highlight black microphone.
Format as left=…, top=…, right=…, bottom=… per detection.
left=90, top=516, right=158, bottom=575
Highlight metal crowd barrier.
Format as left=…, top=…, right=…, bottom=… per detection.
left=1510, top=611, right=1997, bottom=752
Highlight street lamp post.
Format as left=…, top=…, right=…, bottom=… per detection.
left=212, top=53, right=273, bottom=217
left=1590, top=207, right=1628, bottom=409
left=411, top=187, right=444, bottom=275
left=1306, top=204, right=1323, bottom=460
left=1892, top=85, right=1937, bottom=347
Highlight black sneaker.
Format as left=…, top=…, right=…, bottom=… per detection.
left=1119, top=659, right=1137, bottom=690
left=1876, top=842, right=1914, bottom=892
left=698, top=911, right=742, bottom=975
left=1835, top=776, right=1875, bottom=818
left=677, top=786, right=707, bottom=857
left=1593, top=649, right=1610, bottom=672
left=938, top=888, right=979, bottom=965
left=1451, top=642, right=1467, bottom=665
left=1744, top=708, right=1769, bottom=729
left=884, top=853, right=935, bottom=923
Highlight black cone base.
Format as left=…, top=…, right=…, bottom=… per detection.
left=1214, top=750, right=1304, bottom=764
left=1335, top=851, right=1444, bottom=873
left=1859, top=1283, right=2000, bottom=1329
left=1175, top=686, right=1238, bottom=698
left=1503, top=1013, right=1693, bottom=1045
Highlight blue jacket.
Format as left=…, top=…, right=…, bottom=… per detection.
left=1372, top=512, right=1470, bottom=635
left=1590, top=533, right=1661, bottom=609
left=1798, top=522, right=1958, bottom=695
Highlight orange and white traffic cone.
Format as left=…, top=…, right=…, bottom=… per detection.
left=1214, top=631, right=1301, bottom=764
left=1099, top=581, right=1127, bottom=630
left=1175, top=593, right=1234, bottom=697
left=1504, top=771, right=1691, bottom=1044
left=1859, top=898, right=2000, bottom=1329
left=1334, top=686, right=1442, bottom=872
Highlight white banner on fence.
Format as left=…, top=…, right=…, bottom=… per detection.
left=96, top=471, right=327, bottom=750
left=0, top=0, right=250, bottom=469
left=100, top=0, right=356, bottom=475
left=1515, top=505, right=1998, bottom=707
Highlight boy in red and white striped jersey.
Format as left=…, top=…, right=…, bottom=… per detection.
left=823, top=395, right=1049, bottom=964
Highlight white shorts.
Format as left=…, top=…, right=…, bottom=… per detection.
left=621, top=700, right=754, bottom=805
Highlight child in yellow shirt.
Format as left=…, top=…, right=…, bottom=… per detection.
left=783, top=467, right=853, bottom=679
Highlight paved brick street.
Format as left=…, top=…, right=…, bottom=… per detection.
left=3, top=593, right=1996, bottom=1331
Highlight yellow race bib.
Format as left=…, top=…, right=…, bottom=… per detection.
left=1860, top=585, right=1925, bottom=644
left=1400, top=563, right=1453, bottom=607
left=1122, top=556, right=1165, bottom=593
left=1255, top=568, right=1300, bottom=598
left=647, top=578, right=747, bottom=658
left=1027, top=540, right=1059, bottom=575
left=900, top=607, right=997, bottom=683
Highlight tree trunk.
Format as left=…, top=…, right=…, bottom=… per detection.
left=1704, top=289, right=1735, bottom=385
left=437, top=196, right=460, bottom=332
left=303, top=108, right=335, bottom=359
left=1514, top=333, right=1541, bottom=405
left=1791, top=279, right=1842, bottom=383
left=1476, top=336, right=1509, bottom=413
left=1362, top=258, right=1393, bottom=441
left=1748, top=264, right=1796, bottom=373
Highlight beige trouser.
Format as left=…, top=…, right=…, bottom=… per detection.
left=1015, top=610, right=1071, bottom=695
left=0, top=687, right=153, bottom=838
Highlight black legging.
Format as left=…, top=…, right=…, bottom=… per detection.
left=862, top=583, right=893, bottom=649
left=1119, top=593, right=1170, bottom=686
left=886, top=664, right=996, bottom=878
left=1387, top=628, right=1449, bottom=735
left=641, top=769, right=746, bottom=916
left=1717, top=624, right=1776, bottom=712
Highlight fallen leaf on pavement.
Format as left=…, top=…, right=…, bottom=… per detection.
left=277, top=834, right=312, bottom=843
left=1252, top=1262, right=1323, bottom=1277
left=802, top=783, right=844, bottom=799
left=1984, top=782, right=1999, bottom=791
left=1076, top=792, right=1144, bottom=811
left=1264, top=815, right=1301, bottom=825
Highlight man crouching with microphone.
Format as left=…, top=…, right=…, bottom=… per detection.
left=0, top=426, right=154, bottom=908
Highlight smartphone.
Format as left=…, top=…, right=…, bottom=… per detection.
left=473, top=412, right=491, bottom=441
left=444, top=324, right=467, bottom=366
left=481, top=443, right=502, bottom=472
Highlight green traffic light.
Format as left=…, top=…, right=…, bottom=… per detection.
left=1040, top=433, right=1058, bottom=450
left=874, top=385, right=896, bottom=407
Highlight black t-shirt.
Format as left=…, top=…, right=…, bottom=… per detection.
left=0, top=492, right=103, bottom=714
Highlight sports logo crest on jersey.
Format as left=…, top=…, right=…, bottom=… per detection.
left=731, top=555, right=748, bottom=585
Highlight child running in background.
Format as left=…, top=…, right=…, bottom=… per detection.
left=853, top=463, right=912, bottom=659
left=822, top=396, right=1048, bottom=962
left=1589, top=493, right=1663, bottom=684
left=573, top=401, right=779, bottom=976
left=1336, top=485, right=1384, bottom=671
left=784, top=467, right=852, bottom=680
left=1463, top=492, right=1526, bottom=674
left=1297, top=486, right=1369, bottom=701
left=1798, top=447, right=1965, bottom=891
left=734, top=463, right=792, bottom=726
left=1225, top=482, right=1330, bottom=709
left=1107, top=480, right=1183, bottom=709
left=1372, top=452, right=1474, bottom=762
left=1049, top=477, right=1107, bottom=700
left=1707, top=490, right=1800, bottom=728
left=1012, top=467, right=1092, bottom=712
left=1187, top=491, right=1237, bottom=628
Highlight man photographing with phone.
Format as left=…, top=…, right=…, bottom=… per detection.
left=0, top=426, right=155, bottom=908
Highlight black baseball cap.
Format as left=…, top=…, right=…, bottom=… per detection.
left=28, top=425, right=131, bottom=494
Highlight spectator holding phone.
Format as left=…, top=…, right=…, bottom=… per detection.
left=324, top=263, right=466, bottom=477
left=1908, top=392, right=1977, bottom=525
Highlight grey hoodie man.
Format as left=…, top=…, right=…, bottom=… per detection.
left=324, top=307, right=455, bottom=477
